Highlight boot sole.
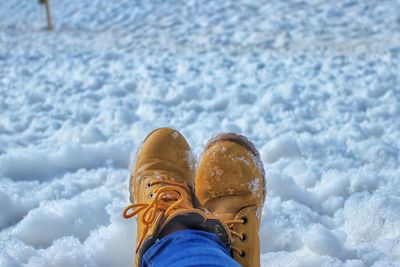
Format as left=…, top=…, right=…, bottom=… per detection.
left=205, top=133, right=267, bottom=205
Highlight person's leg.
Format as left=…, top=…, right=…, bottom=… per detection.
left=142, top=230, right=240, bottom=267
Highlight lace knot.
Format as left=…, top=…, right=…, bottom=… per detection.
left=122, top=180, right=192, bottom=251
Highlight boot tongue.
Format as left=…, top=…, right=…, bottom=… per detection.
left=150, top=178, right=192, bottom=204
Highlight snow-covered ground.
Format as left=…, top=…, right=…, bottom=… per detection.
left=1, top=0, right=399, bottom=266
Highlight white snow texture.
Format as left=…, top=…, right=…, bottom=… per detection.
left=1, top=0, right=399, bottom=266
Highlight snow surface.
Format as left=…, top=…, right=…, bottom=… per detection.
left=1, top=0, right=400, bottom=266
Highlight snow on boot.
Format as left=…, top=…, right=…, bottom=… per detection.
left=196, top=133, right=266, bottom=267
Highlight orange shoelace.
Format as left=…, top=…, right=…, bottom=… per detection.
left=122, top=180, right=193, bottom=252
left=225, top=218, right=247, bottom=258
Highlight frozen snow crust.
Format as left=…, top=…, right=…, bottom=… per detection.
left=1, top=0, right=399, bottom=266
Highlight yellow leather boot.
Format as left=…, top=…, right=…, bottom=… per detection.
left=196, top=133, right=266, bottom=267
left=123, top=128, right=228, bottom=267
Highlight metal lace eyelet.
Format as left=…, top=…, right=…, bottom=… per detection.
left=241, top=216, right=248, bottom=224
left=214, top=224, right=223, bottom=235
left=149, top=192, right=154, bottom=198
left=147, top=182, right=151, bottom=188
left=240, top=250, right=246, bottom=258
left=241, top=233, right=247, bottom=241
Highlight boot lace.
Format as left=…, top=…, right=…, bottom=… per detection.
left=122, top=180, right=193, bottom=252
left=224, top=217, right=247, bottom=258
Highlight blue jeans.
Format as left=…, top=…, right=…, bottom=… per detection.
left=142, top=229, right=240, bottom=267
